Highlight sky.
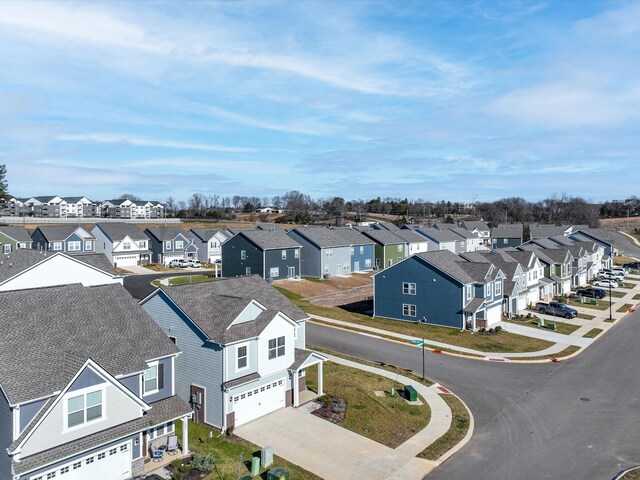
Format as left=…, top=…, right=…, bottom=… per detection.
left=0, top=0, right=639, bottom=204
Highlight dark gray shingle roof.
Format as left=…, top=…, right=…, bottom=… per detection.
left=94, top=223, right=148, bottom=242
left=69, top=253, right=118, bottom=275
left=34, top=226, right=94, bottom=241
left=0, top=226, right=33, bottom=243
left=415, top=250, right=482, bottom=284
left=189, top=228, right=229, bottom=242
left=145, top=227, right=187, bottom=241
left=529, top=224, right=568, bottom=239
left=461, top=220, right=489, bottom=232
left=157, top=275, right=308, bottom=345
left=414, top=227, right=461, bottom=243
left=0, top=283, right=179, bottom=404
left=491, top=224, right=524, bottom=239
left=240, top=229, right=301, bottom=250
left=360, top=229, right=405, bottom=245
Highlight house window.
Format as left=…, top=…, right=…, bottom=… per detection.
left=61, top=466, right=69, bottom=473
left=138, top=241, right=146, bottom=248
left=402, top=282, right=416, bottom=295
left=97, top=452, right=105, bottom=460
left=466, top=285, right=472, bottom=300
left=122, top=242, right=131, bottom=250
left=294, top=249, right=299, bottom=258
left=365, top=259, right=372, bottom=267
left=68, top=241, right=81, bottom=251
left=403, top=304, right=416, bottom=317
left=165, top=241, right=172, bottom=250
left=488, top=282, right=493, bottom=296
left=2, top=244, right=10, bottom=254
left=503, top=238, right=508, bottom=244
left=67, top=389, right=102, bottom=428
left=326, top=250, right=333, bottom=257
left=350, top=247, right=355, bottom=255
left=84, top=240, right=92, bottom=250
left=268, top=336, right=285, bottom=359
left=143, top=364, right=159, bottom=394
left=245, top=267, right=251, bottom=275
left=281, top=250, right=287, bottom=260
left=495, top=281, right=502, bottom=296
left=237, top=345, right=248, bottom=370
left=175, top=240, right=184, bottom=249
left=240, top=250, right=246, bottom=260
left=397, top=244, right=403, bottom=252
left=270, top=267, right=279, bottom=278
left=360, top=246, right=364, bottom=254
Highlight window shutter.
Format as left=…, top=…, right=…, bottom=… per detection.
left=158, top=363, right=164, bottom=390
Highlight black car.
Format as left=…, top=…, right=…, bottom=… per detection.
left=576, top=287, right=606, bottom=299
left=623, top=262, right=640, bottom=270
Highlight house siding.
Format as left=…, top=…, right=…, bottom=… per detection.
left=1, top=389, right=12, bottom=478
left=142, top=356, right=174, bottom=404
left=91, top=226, right=114, bottom=263
left=286, top=232, right=321, bottom=278
left=120, top=374, right=141, bottom=397
left=225, top=340, right=259, bottom=383
left=350, top=244, right=375, bottom=272
left=264, top=248, right=300, bottom=280
left=68, top=368, right=106, bottom=392
left=319, top=246, right=351, bottom=277
left=0, top=232, right=29, bottom=257
left=20, top=398, right=49, bottom=433
left=492, top=237, right=522, bottom=249
left=374, top=257, right=464, bottom=329
left=222, top=235, right=264, bottom=278
left=383, top=244, right=405, bottom=268
left=141, top=294, right=224, bottom=428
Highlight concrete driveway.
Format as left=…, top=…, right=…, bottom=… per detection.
left=235, top=406, right=437, bottom=480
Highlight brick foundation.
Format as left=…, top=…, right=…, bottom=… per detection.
left=285, top=389, right=293, bottom=407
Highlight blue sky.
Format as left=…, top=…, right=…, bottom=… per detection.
left=1, top=0, right=638, bottom=203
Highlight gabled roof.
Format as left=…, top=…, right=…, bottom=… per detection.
left=144, top=227, right=188, bottom=242
left=62, top=196, right=93, bottom=203
left=330, top=227, right=375, bottom=246
left=530, top=238, right=561, bottom=249
left=189, top=228, right=229, bottom=242
left=392, top=228, right=429, bottom=244
left=0, top=283, right=179, bottom=405
left=290, top=227, right=353, bottom=248
left=360, top=228, right=405, bottom=245
left=0, top=226, right=33, bottom=243
left=461, top=220, right=490, bottom=232
left=499, top=249, right=538, bottom=269
left=447, top=226, right=477, bottom=240
left=373, top=222, right=401, bottom=232
left=238, top=229, right=301, bottom=250
left=414, top=227, right=461, bottom=243
left=414, top=250, right=495, bottom=284
left=150, top=276, right=308, bottom=345
left=529, top=224, right=568, bottom=239
left=571, top=228, right=615, bottom=246
left=94, top=223, right=149, bottom=242
left=69, top=253, right=118, bottom=275
left=33, top=226, right=94, bottom=242
left=31, top=196, right=59, bottom=203
left=491, top=224, right=524, bottom=239
left=460, top=251, right=520, bottom=293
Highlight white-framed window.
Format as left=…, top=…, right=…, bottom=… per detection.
left=294, top=249, right=299, bottom=258
left=268, top=336, right=285, bottom=359
left=503, top=238, right=508, bottom=244
left=281, top=250, right=287, bottom=260
left=84, top=240, right=92, bottom=250
left=495, top=281, right=502, bottom=296
left=397, top=244, right=403, bottom=252
left=325, top=249, right=333, bottom=257
left=270, top=267, right=279, bottom=278
left=19, top=242, right=27, bottom=248
left=66, top=388, right=103, bottom=428
left=360, top=246, right=364, bottom=254
left=143, top=362, right=159, bottom=394
left=350, top=247, right=355, bottom=255
left=365, top=259, right=372, bottom=267
left=67, top=241, right=81, bottom=251
left=466, top=285, right=472, bottom=300
left=122, top=242, right=131, bottom=250
left=165, top=241, right=171, bottom=250
left=240, top=250, right=246, bottom=260
left=3, top=244, right=10, bottom=254
left=237, top=345, right=248, bottom=370
left=403, top=304, right=416, bottom=317
left=138, top=241, right=146, bottom=248
left=488, top=282, right=493, bottom=296
left=402, top=282, right=416, bottom=295
left=175, top=240, right=184, bottom=249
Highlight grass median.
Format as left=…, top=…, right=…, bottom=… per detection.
left=504, top=318, right=580, bottom=335
left=417, top=394, right=470, bottom=461
left=583, top=328, right=604, bottom=338
left=275, top=287, right=554, bottom=354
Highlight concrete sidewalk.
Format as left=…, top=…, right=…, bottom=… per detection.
left=496, top=321, right=594, bottom=347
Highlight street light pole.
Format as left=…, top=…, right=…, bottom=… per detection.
left=609, top=280, right=612, bottom=321
left=422, top=337, right=425, bottom=381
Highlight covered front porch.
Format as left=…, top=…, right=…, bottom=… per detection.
left=289, top=349, right=328, bottom=407
left=143, top=414, right=191, bottom=475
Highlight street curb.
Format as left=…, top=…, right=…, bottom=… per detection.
left=433, top=391, right=475, bottom=465
left=613, top=465, right=640, bottom=479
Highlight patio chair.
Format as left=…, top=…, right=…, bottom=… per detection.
left=150, top=448, right=164, bottom=462
left=166, top=435, right=179, bottom=455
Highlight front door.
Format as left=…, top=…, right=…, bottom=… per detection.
left=190, top=385, right=206, bottom=424
left=335, top=264, right=342, bottom=275
left=353, top=261, right=359, bottom=272
left=245, top=267, right=251, bottom=275
left=288, top=266, right=295, bottom=278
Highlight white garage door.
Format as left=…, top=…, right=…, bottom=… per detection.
left=232, top=379, right=286, bottom=426
left=114, top=255, right=138, bottom=267
left=485, top=305, right=502, bottom=327
left=516, top=295, right=527, bottom=313
left=31, top=442, right=131, bottom=480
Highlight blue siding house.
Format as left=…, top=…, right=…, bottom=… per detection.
left=141, top=275, right=326, bottom=429
left=145, top=227, right=199, bottom=264
left=491, top=224, right=524, bottom=249
left=374, top=250, right=505, bottom=330
left=222, top=230, right=302, bottom=280
left=31, top=226, right=95, bottom=253
left=0, top=283, right=191, bottom=480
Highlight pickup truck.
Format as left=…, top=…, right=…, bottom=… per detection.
left=535, top=301, right=578, bottom=319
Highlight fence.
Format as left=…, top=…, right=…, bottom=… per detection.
left=0, top=217, right=181, bottom=225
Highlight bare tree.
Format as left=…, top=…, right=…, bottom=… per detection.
left=165, top=196, right=176, bottom=214
left=188, top=193, right=205, bottom=216
left=120, top=193, right=141, bottom=201
left=232, top=195, right=242, bottom=211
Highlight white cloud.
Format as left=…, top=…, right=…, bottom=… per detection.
left=56, top=133, right=255, bottom=153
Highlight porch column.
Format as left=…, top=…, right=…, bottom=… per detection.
left=317, top=362, right=323, bottom=396
left=293, top=371, right=299, bottom=407
left=181, top=416, right=189, bottom=455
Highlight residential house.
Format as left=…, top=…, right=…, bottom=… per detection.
left=62, top=197, right=98, bottom=218
left=529, top=224, right=571, bottom=239
left=335, top=227, right=377, bottom=273
left=528, top=237, right=589, bottom=288
left=0, top=283, right=192, bottom=480
left=570, top=229, right=615, bottom=269
left=0, top=250, right=122, bottom=292
left=31, top=226, right=95, bottom=253
left=517, top=244, right=573, bottom=295
left=221, top=230, right=302, bottom=280
left=92, top=223, right=153, bottom=267
left=189, top=228, right=229, bottom=263
left=412, top=226, right=464, bottom=253
left=447, top=226, right=484, bottom=252
left=373, top=250, right=505, bottom=330
left=360, top=229, right=407, bottom=269
left=140, top=276, right=326, bottom=429
left=500, top=249, right=552, bottom=304
left=392, top=228, right=430, bottom=256
left=0, top=226, right=33, bottom=256
left=145, top=227, right=198, bottom=265
left=459, top=220, right=491, bottom=245
left=550, top=236, right=604, bottom=280
left=256, top=207, right=284, bottom=214
left=491, top=224, right=524, bottom=249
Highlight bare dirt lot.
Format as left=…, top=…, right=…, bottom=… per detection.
left=275, top=272, right=374, bottom=306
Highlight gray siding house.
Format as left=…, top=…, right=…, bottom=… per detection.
left=0, top=283, right=191, bottom=480
left=491, top=224, right=524, bottom=249
left=0, top=226, right=33, bottom=257
left=374, top=250, right=505, bottom=330
left=287, top=227, right=354, bottom=278
left=189, top=228, right=229, bottom=263
left=145, top=227, right=199, bottom=264
left=31, top=226, right=95, bottom=253
left=221, top=230, right=302, bottom=280
left=140, top=276, right=326, bottom=429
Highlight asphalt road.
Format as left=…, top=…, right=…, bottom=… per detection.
left=123, top=271, right=210, bottom=299
left=308, top=308, right=640, bottom=480
left=608, top=230, right=640, bottom=259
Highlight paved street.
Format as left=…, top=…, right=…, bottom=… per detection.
left=123, top=271, right=211, bottom=299
left=609, top=230, right=640, bottom=258
left=308, top=307, right=640, bottom=480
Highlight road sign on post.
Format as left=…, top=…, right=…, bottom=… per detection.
left=410, top=339, right=426, bottom=380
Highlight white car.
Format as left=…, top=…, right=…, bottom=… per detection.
left=187, top=259, right=202, bottom=268
left=169, top=259, right=189, bottom=268
left=593, top=279, right=619, bottom=289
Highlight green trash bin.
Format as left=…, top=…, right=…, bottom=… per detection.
left=405, top=385, right=417, bottom=402
left=251, top=457, right=260, bottom=476
left=267, top=468, right=290, bottom=480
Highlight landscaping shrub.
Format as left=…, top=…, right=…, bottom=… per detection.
left=488, top=328, right=495, bottom=334
left=190, top=453, right=215, bottom=472
left=494, top=325, right=502, bottom=333
left=479, top=327, right=486, bottom=333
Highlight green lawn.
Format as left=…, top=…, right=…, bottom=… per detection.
left=175, top=420, right=322, bottom=480
left=634, top=294, right=640, bottom=301
left=583, top=328, right=604, bottom=338
left=577, top=312, right=596, bottom=320
left=618, top=283, right=635, bottom=289
left=617, top=303, right=633, bottom=313
left=504, top=318, right=580, bottom=335
left=169, top=275, right=214, bottom=285
left=305, top=361, right=431, bottom=448
left=608, top=290, right=626, bottom=298
left=417, top=394, right=470, bottom=461
left=565, top=298, right=610, bottom=311
left=276, top=287, right=553, bottom=354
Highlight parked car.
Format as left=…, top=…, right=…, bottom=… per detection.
left=187, top=259, right=202, bottom=268
left=622, top=261, right=640, bottom=270
left=575, top=287, right=606, bottom=299
left=169, top=259, right=189, bottom=268
left=593, top=279, right=619, bottom=289
left=612, top=266, right=628, bottom=275
left=597, top=271, right=624, bottom=281
left=535, top=301, right=578, bottom=319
